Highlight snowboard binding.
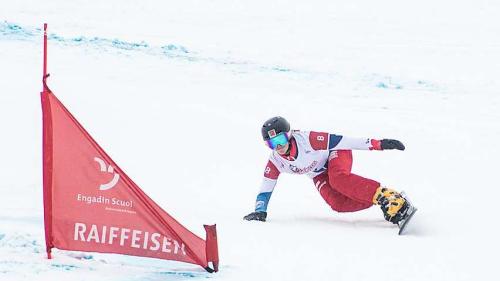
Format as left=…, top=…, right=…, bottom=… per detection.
left=375, top=188, right=417, bottom=235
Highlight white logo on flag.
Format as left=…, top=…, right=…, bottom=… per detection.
left=94, top=157, right=120, bottom=191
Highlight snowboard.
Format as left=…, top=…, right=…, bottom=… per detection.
left=397, top=192, right=417, bottom=235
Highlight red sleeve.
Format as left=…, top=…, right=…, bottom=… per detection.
left=370, top=139, right=382, bottom=150
left=264, top=160, right=280, bottom=180
left=309, top=131, right=329, bottom=151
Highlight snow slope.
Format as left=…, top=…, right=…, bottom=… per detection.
left=1, top=1, right=500, bottom=280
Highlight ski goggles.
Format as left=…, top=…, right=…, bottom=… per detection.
left=265, top=132, right=290, bottom=149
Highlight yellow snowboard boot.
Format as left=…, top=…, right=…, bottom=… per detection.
left=373, top=187, right=407, bottom=224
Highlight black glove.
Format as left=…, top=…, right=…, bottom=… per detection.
left=380, top=139, right=405, bottom=151
left=243, top=211, right=267, bottom=222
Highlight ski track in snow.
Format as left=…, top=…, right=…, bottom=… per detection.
left=0, top=231, right=212, bottom=280
left=0, top=20, right=439, bottom=92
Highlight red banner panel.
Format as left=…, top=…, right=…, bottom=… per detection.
left=41, top=89, right=218, bottom=272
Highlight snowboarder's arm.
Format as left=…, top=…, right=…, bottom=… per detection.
left=255, top=178, right=277, bottom=212
left=254, top=160, right=280, bottom=212
left=244, top=160, right=280, bottom=221
left=331, top=135, right=381, bottom=150
left=309, top=131, right=404, bottom=151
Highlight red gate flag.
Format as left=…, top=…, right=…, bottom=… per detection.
left=41, top=24, right=218, bottom=273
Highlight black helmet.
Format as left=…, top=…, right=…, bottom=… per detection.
left=261, top=116, right=290, bottom=141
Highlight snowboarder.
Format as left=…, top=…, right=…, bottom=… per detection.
left=243, top=116, right=414, bottom=228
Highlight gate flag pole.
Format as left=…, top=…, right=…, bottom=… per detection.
left=41, top=23, right=54, bottom=260
left=42, top=23, right=49, bottom=92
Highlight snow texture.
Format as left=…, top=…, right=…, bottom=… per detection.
left=1, top=0, right=500, bottom=280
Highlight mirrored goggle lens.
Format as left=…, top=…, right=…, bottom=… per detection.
left=266, top=133, right=289, bottom=149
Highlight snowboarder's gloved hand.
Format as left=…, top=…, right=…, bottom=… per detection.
left=380, top=139, right=405, bottom=151
left=243, top=211, right=267, bottom=222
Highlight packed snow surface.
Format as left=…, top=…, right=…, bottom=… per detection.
left=1, top=1, right=499, bottom=280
